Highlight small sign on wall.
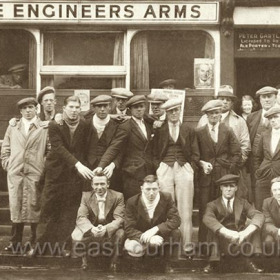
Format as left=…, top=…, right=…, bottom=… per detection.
left=194, top=58, right=214, bottom=89
left=74, top=89, right=90, bottom=112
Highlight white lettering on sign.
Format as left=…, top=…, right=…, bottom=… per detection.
left=0, top=2, right=219, bottom=24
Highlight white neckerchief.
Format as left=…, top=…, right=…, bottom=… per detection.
left=222, top=196, right=235, bottom=211
left=207, top=122, right=219, bottom=142
left=168, top=121, right=180, bottom=142
left=159, top=112, right=166, bottom=121
left=132, top=116, right=147, bottom=139
left=22, top=116, right=37, bottom=135
left=93, top=114, right=110, bottom=138
left=141, top=193, right=160, bottom=219
left=271, top=128, right=280, bottom=154
left=95, top=192, right=107, bottom=221
left=116, top=107, right=127, bottom=115
left=221, top=111, right=230, bottom=121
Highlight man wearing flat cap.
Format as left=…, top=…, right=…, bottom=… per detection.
left=203, top=174, right=264, bottom=273
left=159, top=79, right=176, bottom=89
left=153, top=98, right=200, bottom=253
left=0, top=64, right=27, bottom=89
left=37, top=86, right=57, bottom=121
left=95, top=95, right=155, bottom=200
left=110, top=88, right=133, bottom=117
left=254, top=106, right=280, bottom=210
left=1, top=97, right=50, bottom=252
left=262, top=177, right=280, bottom=253
left=196, top=99, right=242, bottom=243
left=247, top=86, right=278, bottom=203
left=198, top=85, right=251, bottom=201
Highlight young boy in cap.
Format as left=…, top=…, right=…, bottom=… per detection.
left=37, top=86, right=57, bottom=121
left=159, top=79, right=176, bottom=89
left=203, top=174, right=264, bottom=273
left=0, top=64, right=27, bottom=89
left=1, top=97, right=50, bottom=252
left=254, top=106, right=280, bottom=210
left=196, top=99, right=242, bottom=243
left=153, top=98, right=200, bottom=253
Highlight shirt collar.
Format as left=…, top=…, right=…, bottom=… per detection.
left=117, top=107, right=127, bottom=115
left=22, top=116, right=38, bottom=126
left=207, top=121, right=219, bottom=130
left=168, top=121, right=180, bottom=127
left=95, top=192, right=107, bottom=200
left=132, top=116, right=144, bottom=124
left=222, top=196, right=235, bottom=206
left=272, top=128, right=280, bottom=135
left=221, top=111, right=230, bottom=121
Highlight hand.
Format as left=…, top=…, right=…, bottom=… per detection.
left=91, top=226, right=99, bottom=236
left=40, top=121, right=49, bottom=128
left=92, top=167, right=103, bottom=175
left=149, top=235, right=163, bottom=246
left=140, top=227, right=158, bottom=243
left=9, top=117, right=18, bottom=127
left=153, top=120, right=164, bottom=129
left=219, top=228, right=239, bottom=243
left=54, top=113, right=63, bottom=125
left=200, top=160, right=213, bottom=175
left=238, top=230, right=248, bottom=245
left=96, top=225, right=107, bottom=238
left=75, top=162, right=94, bottom=179
left=103, top=163, right=115, bottom=178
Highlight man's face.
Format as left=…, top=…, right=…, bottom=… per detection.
left=92, top=176, right=109, bottom=196
left=94, top=104, right=111, bottom=120
left=260, top=93, right=277, bottom=111
left=220, top=183, right=237, bottom=199
left=206, top=109, right=222, bottom=125
left=218, top=97, right=233, bottom=113
left=131, top=103, right=146, bottom=119
left=271, top=182, right=280, bottom=203
left=41, top=93, right=56, bottom=113
left=63, top=101, right=81, bottom=120
left=268, top=113, right=280, bottom=130
left=141, top=181, right=160, bottom=202
left=115, top=97, right=127, bottom=111
left=12, top=72, right=23, bottom=84
left=163, top=85, right=175, bottom=89
left=242, top=100, right=253, bottom=114
left=151, top=102, right=165, bottom=117
left=198, top=64, right=210, bottom=82
left=20, top=104, right=37, bottom=120
left=166, top=106, right=181, bottom=123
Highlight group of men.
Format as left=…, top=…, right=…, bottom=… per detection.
left=2, top=80, right=280, bottom=273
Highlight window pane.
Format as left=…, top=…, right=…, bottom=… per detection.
left=44, top=33, right=123, bottom=66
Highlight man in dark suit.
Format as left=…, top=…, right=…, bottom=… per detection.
left=37, top=86, right=57, bottom=121
left=196, top=100, right=242, bottom=243
left=124, top=175, right=181, bottom=271
left=95, top=95, right=155, bottom=200
left=72, top=172, right=125, bottom=271
left=153, top=98, right=199, bottom=253
left=247, top=86, right=278, bottom=202
left=203, top=174, right=264, bottom=273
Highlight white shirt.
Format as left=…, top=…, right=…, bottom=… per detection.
left=95, top=192, right=107, bottom=221
left=141, top=193, right=160, bottom=219
left=207, top=122, right=219, bottom=142
left=168, top=121, right=180, bottom=142
left=221, top=111, right=230, bottom=121
left=271, top=128, right=280, bottom=154
left=93, top=114, right=110, bottom=138
left=132, top=116, right=147, bottom=139
left=22, top=116, right=37, bottom=135
left=222, top=196, right=234, bottom=212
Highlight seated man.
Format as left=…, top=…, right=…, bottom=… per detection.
left=71, top=172, right=125, bottom=271
left=203, top=174, right=264, bottom=273
left=262, top=177, right=280, bottom=253
left=124, top=175, right=181, bottom=272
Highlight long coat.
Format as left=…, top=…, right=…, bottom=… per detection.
left=1, top=118, right=49, bottom=223
left=125, top=192, right=181, bottom=241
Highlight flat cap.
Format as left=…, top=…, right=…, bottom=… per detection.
left=37, top=86, right=56, bottom=104
left=90, top=95, right=112, bottom=106
left=256, top=86, right=278, bottom=96
left=217, top=85, right=236, bottom=99
left=147, top=93, right=168, bottom=104
left=264, top=105, right=280, bottom=118
left=111, top=88, right=133, bottom=99
left=216, top=174, right=240, bottom=185
left=161, top=99, right=182, bottom=111
left=126, top=95, right=146, bottom=108
left=159, top=79, right=176, bottom=88
left=201, top=100, right=223, bottom=113
left=271, top=177, right=280, bottom=185
left=8, top=64, right=27, bottom=73
left=17, top=97, right=37, bottom=109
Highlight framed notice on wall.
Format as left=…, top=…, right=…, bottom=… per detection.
left=194, top=58, right=214, bottom=89
left=74, top=90, right=90, bottom=112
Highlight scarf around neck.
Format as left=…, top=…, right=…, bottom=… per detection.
left=93, top=114, right=110, bottom=136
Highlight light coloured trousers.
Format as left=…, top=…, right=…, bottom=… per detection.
left=156, top=161, right=194, bottom=250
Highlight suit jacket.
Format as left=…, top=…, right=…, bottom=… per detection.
left=110, top=106, right=131, bottom=116
left=203, top=196, right=264, bottom=233
left=153, top=121, right=200, bottom=170
left=196, top=123, right=242, bottom=187
left=247, top=110, right=262, bottom=146
left=254, top=129, right=280, bottom=183
left=85, top=118, right=120, bottom=169
left=72, top=189, right=125, bottom=240
left=125, top=191, right=181, bottom=241
left=98, top=118, right=154, bottom=179
left=262, top=197, right=280, bottom=240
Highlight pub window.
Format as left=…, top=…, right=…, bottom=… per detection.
left=41, top=32, right=125, bottom=89
left=130, top=30, right=214, bottom=91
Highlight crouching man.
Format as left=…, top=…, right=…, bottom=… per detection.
left=71, top=172, right=125, bottom=271
left=124, top=175, right=181, bottom=272
left=203, top=174, right=264, bottom=273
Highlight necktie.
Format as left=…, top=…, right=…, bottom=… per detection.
left=97, top=198, right=106, bottom=221
left=227, top=199, right=233, bottom=213
left=210, top=125, right=217, bottom=142
left=171, top=123, right=177, bottom=142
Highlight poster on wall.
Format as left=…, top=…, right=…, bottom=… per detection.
left=150, top=88, right=185, bottom=122
left=194, top=58, right=214, bottom=89
left=74, top=89, right=90, bottom=111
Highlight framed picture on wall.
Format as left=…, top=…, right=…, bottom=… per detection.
left=194, top=58, right=214, bottom=89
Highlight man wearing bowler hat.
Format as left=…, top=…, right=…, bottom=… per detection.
left=203, top=174, right=264, bottom=273
left=198, top=85, right=251, bottom=201
left=95, top=95, right=155, bottom=200
left=196, top=99, right=242, bottom=243
left=0, top=64, right=27, bottom=89
left=1, top=97, right=50, bottom=252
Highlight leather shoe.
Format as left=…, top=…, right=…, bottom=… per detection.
left=246, top=261, right=264, bottom=273
left=203, top=263, right=217, bottom=273
left=4, top=243, right=21, bottom=253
